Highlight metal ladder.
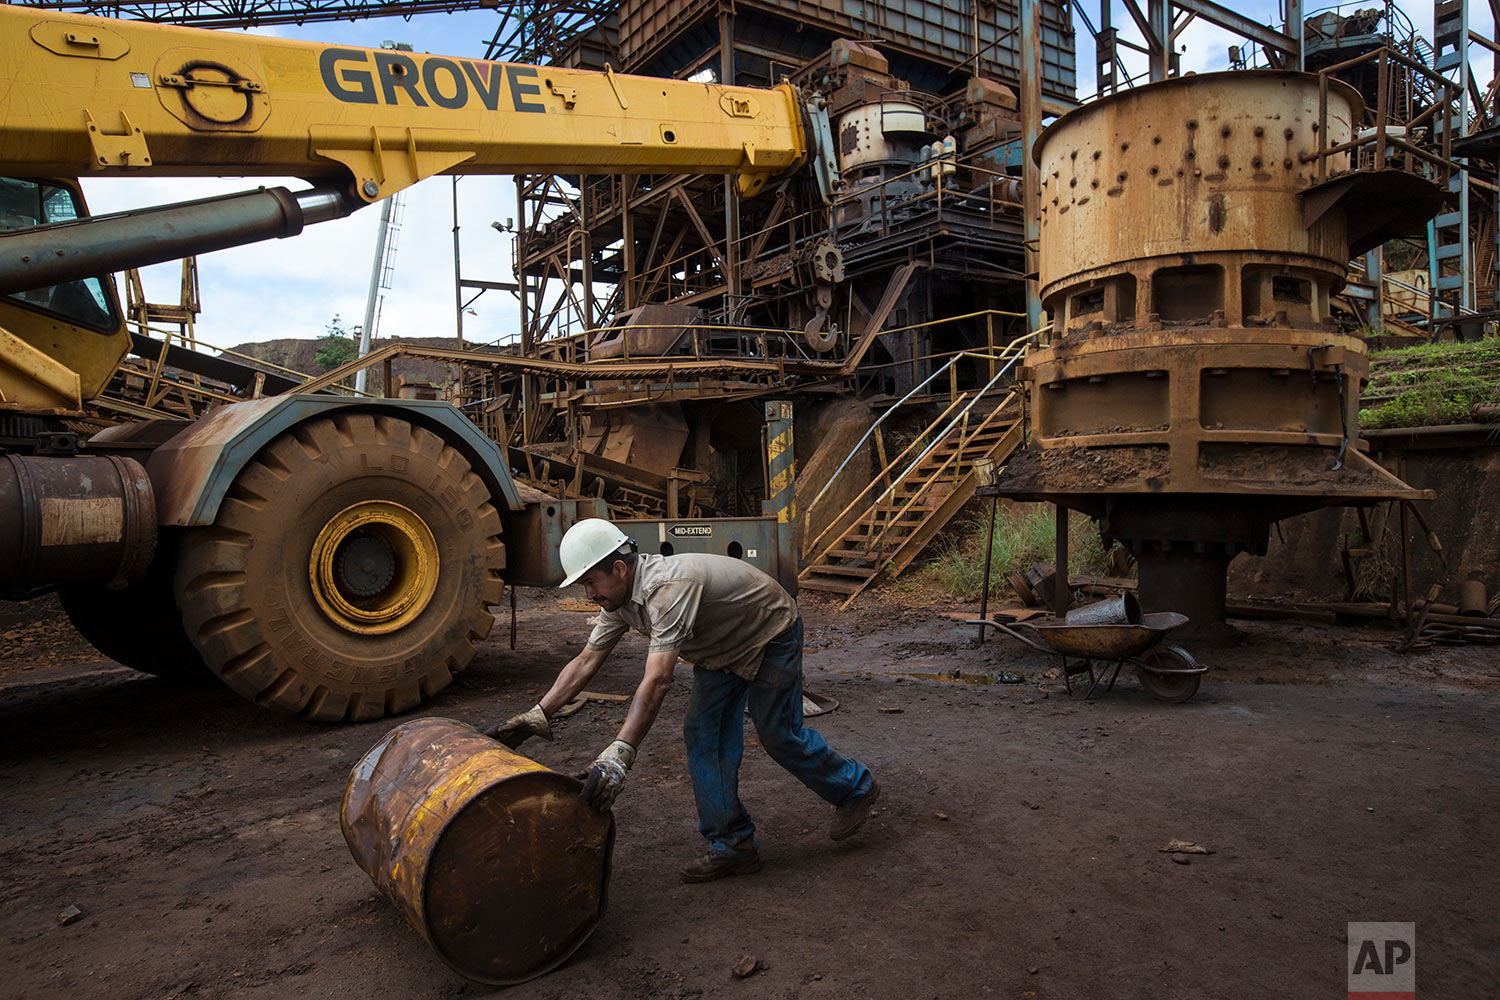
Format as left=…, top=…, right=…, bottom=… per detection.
left=1430, top=0, right=1474, bottom=322
left=799, top=343, right=1030, bottom=608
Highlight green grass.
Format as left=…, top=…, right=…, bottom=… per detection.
left=1359, top=339, right=1500, bottom=429
left=922, top=503, right=1117, bottom=600
left=1367, top=338, right=1500, bottom=363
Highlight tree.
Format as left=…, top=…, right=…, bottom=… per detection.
left=315, top=314, right=359, bottom=372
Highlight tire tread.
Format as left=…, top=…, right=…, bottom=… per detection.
left=174, top=415, right=506, bottom=722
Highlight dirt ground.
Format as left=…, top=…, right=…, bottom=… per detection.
left=3, top=588, right=1499, bottom=999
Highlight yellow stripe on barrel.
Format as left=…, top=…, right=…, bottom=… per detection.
left=341, top=717, right=614, bottom=985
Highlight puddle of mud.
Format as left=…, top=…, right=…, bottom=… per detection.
left=830, top=668, right=1026, bottom=685
left=898, top=671, right=1026, bottom=685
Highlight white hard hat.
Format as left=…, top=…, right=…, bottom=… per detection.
left=558, top=518, right=631, bottom=587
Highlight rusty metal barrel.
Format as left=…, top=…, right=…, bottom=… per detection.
left=341, top=717, right=615, bottom=985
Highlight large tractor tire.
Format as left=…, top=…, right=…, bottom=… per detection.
left=58, top=532, right=211, bottom=681
left=174, top=413, right=506, bottom=722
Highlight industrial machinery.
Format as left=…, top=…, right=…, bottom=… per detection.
left=990, top=70, right=1443, bottom=643
left=474, top=31, right=1048, bottom=593
left=0, top=6, right=818, bottom=719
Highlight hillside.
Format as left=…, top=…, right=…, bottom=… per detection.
left=224, top=336, right=466, bottom=388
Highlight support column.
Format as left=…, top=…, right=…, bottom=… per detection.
left=1365, top=247, right=1383, bottom=329
left=1096, top=2, right=1116, bottom=96
left=622, top=176, right=637, bottom=310
left=580, top=178, right=595, bottom=334
left=763, top=400, right=797, bottom=592
left=517, top=176, right=532, bottom=354
left=1021, top=0, right=1043, bottom=336
left=763, top=400, right=795, bottom=525
left=1133, top=544, right=1236, bottom=644
left=720, top=8, right=742, bottom=315
left=1053, top=503, right=1069, bottom=617
left=516, top=174, right=536, bottom=443
left=1104, top=499, right=1262, bottom=645
left=1283, top=0, right=1304, bottom=71
left=1148, top=0, right=1170, bottom=82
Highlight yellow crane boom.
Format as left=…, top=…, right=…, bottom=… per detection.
left=0, top=5, right=809, bottom=201
left=0, top=4, right=827, bottom=725
left=0, top=5, right=830, bottom=404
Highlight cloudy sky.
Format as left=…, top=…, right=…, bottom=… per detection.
left=81, top=9, right=523, bottom=352
left=80, top=1, right=1480, bottom=353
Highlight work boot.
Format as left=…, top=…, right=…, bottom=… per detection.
left=830, top=779, right=881, bottom=841
left=680, top=849, right=762, bottom=883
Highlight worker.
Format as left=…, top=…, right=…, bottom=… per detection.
left=488, top=517, right=879, bottom=883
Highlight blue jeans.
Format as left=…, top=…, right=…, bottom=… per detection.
left=683, top=616, right=873, bottom=856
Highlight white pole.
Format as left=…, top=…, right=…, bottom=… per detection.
left=355, top=196, right=395, bottom=393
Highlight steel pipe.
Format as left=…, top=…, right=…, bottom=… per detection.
left=0, top=186, right=358, bottom=296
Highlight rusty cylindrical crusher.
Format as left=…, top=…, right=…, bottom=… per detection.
left=341, top=718, right=615, bottom=985
left=992, top=71, right=1439, bottom=642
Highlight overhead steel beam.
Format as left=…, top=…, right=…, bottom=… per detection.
left=14, top=1, right=616, bottom=64
left=1170, top=0, right=1300, bottom=56
left=1169, top=10, right=1196, bottom=44
left=1111, top=0, right=1301, bottom=79
left=673, top=189, right=730, bottom=280
left=1122, top=0, right=1160, bottom=51
left=9, top=2, right=503, bottom=27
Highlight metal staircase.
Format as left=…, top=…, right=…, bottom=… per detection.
left=1338, top=265, right=1437, bottom=339
left=799, top=342, right=1030, bottom=608
left=1430, top=0, right=1473, bottom=321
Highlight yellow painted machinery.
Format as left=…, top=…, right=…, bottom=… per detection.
left=0, top=6, right=822, bottom=720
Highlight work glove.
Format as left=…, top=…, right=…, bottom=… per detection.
left=580, top=739, right=636, bottom=811
left=484, top=703, right=552, bottom=748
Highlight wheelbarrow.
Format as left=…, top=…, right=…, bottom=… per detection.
left=967, top=611, right=1205, bottom=703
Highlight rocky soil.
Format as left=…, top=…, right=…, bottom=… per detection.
left=2, top=589, right=1497, bottom=998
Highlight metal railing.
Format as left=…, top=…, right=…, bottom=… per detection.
left=101, top=315, right=371, bottom=422
left=1309, top=47, right=1462, bottom=186
left=802, top=334, right=1032, bottom=557
left=1346, top=260, right=1479, bottom=321
left=519, top=146, right=1026, bottom=332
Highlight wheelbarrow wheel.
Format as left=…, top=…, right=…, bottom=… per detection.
left=1134, top=645, right=1201, bottom=703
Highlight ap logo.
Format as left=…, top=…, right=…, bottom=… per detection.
left=1348, top=922, right=1415, bottom=999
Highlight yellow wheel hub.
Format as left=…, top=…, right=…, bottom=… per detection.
left=309, top=501, right=439, bottom=635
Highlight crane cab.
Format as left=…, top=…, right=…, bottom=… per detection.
left=0, top=177, right=129, bottom=416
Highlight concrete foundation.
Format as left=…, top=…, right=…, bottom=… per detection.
left=1229, top=438, right=1500, bottom=604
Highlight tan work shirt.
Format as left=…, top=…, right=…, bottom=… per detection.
left=585, top=553, right=798, bottom=680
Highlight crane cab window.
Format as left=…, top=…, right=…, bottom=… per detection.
left=0, top=178, right=120, bottom=333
